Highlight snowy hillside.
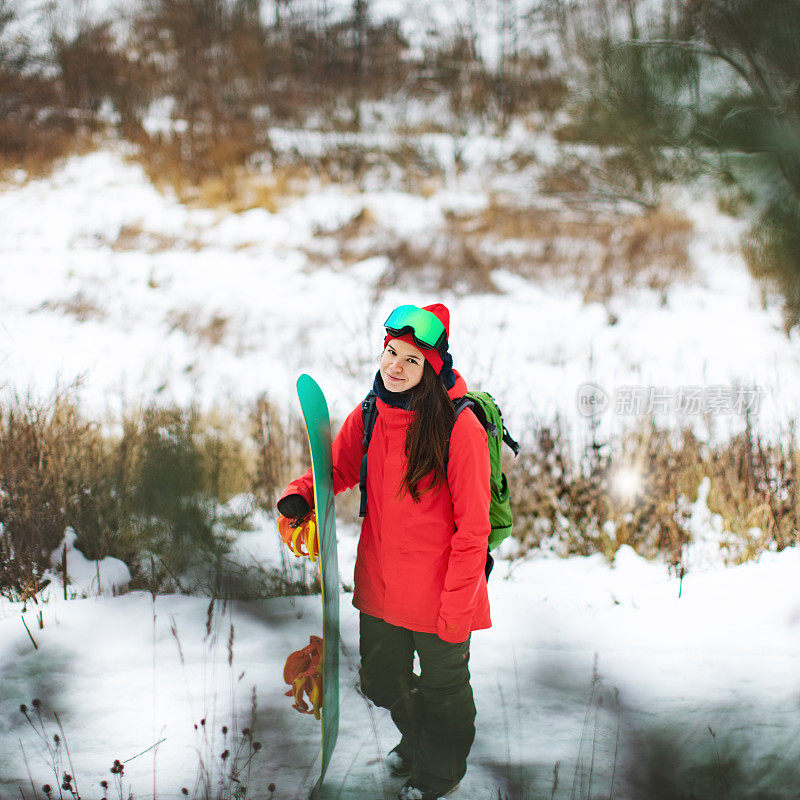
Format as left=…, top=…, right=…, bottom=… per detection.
left=2, top=146, right=800, bottom=444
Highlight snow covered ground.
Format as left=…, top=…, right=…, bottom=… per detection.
left=2, top=514, right=799, bottom=800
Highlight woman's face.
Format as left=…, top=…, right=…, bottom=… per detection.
left=380, top=338, right=425, bottom=392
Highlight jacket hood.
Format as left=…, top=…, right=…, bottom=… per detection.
left=447, top=369, right=468, bottom=399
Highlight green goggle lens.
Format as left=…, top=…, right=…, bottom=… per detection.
left=384, top=305, right=446, bottom=350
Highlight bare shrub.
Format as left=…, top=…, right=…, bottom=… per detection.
left=509, top=412, right=800, bottom=566
left=0, top=3, right=65, bottom=175
left=584, top=207, right=694, bottom=302
left=509, top=417, right=699, bottom=564
left=120, top=1, right=567, bottom=188
left=0, top=68, right=84, bottom=177
left=540, top=149, right=693, bottom=212
left=51, top=21, right=126, bottom=116
left=706, top=416, right=800, bottom=557
left=251, top=395, right=309, bottom=511
left=379, top=234, right=499, bottom=295
left=0, top=4, right=149, bottom=177
left=310, top=224, right=499, bottom=295
left=132, top=0, right=272, bottom=179
left=426, top=33, right=568, bottom=126
left=0, top=392, right=106, bottom=601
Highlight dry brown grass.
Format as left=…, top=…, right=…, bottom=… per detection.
left=509, top=413, right=800, bottom=567
left=0, top=0, right=573, bottom=191
left=2, top=384, right=797, bottom=603
left=705, top=417, right=800, bottom=557
left=131, top=134, right=313, bottom=212
left=0, top=15, right=127, bottom=182
left=250, top=395, right=309, bottom=511
left=309, top=212, right=499, bottom=295
left=270, top=141, right=446, bottom=193
left=0, top=391, right=107, bottom=601
left=40, top=292, right=107, bottom=323
left=509, top=418, right=697, bottom=564
left=0, top=121, right=99, bottom=182
left=313, top=198, right=693, bottom=300
left=455, top=200, right=693, bottom=301
left=193, top=165, right=312, bottom=213
left=166, top=308, right=231, bottom=348
left=0, top=390, right=264, bottom=599
left=112, top=224, right=183, bottom=253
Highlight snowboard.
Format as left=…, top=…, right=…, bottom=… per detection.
left=297, top=374, right=340, bottom=799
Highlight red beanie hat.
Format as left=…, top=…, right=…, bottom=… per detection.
left=383, top=303, right=450, bottom=374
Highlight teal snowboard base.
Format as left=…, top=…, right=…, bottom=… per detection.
left=297, top=374, right=340, bottom=799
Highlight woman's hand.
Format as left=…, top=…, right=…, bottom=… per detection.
left=437, top=614, right=470, bottom=644
left=277, top=493, right=311, bottom=521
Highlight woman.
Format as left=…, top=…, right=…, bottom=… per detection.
left=277, top=303, right=491, bottom=800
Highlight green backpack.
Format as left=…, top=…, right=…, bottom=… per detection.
left=358, top=390, right=519, bottom=550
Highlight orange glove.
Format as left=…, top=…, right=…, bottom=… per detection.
left=283, top=635, right=324, bottom=719
left=278, top=511, right=319, bottom=561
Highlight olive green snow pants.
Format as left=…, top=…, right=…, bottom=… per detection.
left=358, top=612, right=476, bottom=791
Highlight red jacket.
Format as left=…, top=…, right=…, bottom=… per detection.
left=280, top=370, right=491, bottom=643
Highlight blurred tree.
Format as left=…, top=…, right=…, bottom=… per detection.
left=549, top=0, right=800, bottom=327
left=0, top=1, right=68, bottom=168
left=134, top=0, right=271, bottom=177
left=273, top=0, right=293, bottom=29
left=352, top=0, right=368, bottom=127
left=0, top=0, right=27, bottom=70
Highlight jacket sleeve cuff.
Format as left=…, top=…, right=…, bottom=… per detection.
left=278, top=479, right=314, bottom=511
left=437, top=614, right=469, bottom=644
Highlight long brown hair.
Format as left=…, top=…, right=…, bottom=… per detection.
left=401, top=361, right=455, bottom=502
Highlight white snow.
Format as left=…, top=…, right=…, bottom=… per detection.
left=48, top=528, right=132, bottom=598
left=2, top=522, right=799, bottom=799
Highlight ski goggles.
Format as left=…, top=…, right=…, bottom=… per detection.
left=384, top=305, right=446, bottom=350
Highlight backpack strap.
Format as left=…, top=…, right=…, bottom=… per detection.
left=453, top=396, right=498, bottom=437
left=449, top=397, right=490, bottom=465
left=503, top=426, right=520, bottom=457
left=452, top=396, right=473, bottom=421
left=359, top=392, right=379, bottom=518
left=459, top=393, right=520, bottom=457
